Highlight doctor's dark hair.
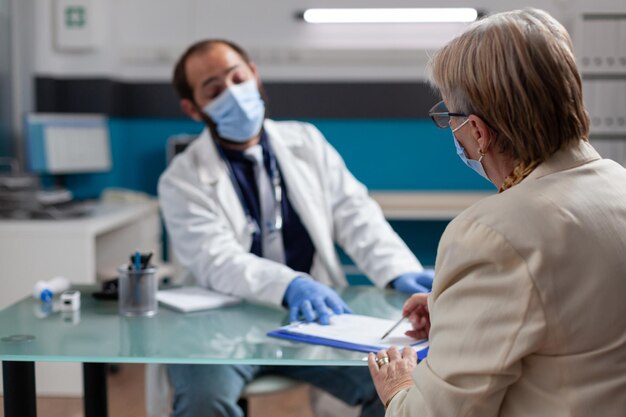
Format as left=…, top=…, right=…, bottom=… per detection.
left=172, top=39, right=253, bottom=102
left=429, top=8, right=590, bottom=190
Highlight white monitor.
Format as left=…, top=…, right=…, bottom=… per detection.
left=24, top=113, right=112, bottom=174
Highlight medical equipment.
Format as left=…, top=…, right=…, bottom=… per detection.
left=60, top=290, right=81, bottom=312
left=216, top=139, right=283, bottom=240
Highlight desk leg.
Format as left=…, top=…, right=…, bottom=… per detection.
left=83, top=363, right=108, bottom=417
left=2, top=361, right=37, bottom=417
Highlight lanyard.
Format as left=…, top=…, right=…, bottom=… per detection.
left=216, top=141, right=283, bottom=237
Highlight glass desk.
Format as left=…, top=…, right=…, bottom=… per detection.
left=0, top=286, right=409, bottom=417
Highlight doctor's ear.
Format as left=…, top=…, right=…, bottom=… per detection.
left=180, top=99, right=202, bottom=122
left=248, top=61, right=258, bottom=75
left=468, top=115, right=495, bottom=153
left=248, top=62, right=262, bottom=85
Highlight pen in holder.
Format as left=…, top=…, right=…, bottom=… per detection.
left=118, top=252, right=158, bottom=317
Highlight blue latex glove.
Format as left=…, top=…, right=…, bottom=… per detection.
left=283, top=276, right=352, bottom=325
left=391, top=269, right=435, bottom=294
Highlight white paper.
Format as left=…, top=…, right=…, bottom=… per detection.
left=156, top=287, right=241, bottom=313
left=282, top=314, right=428, bottom=351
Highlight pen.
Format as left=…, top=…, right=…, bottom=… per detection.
left=134, top=251, right=141, bottom=271
left=380, top=314, right=407, bottom=340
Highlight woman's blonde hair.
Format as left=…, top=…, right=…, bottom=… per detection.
left=429, top=8, right=589, bottom=186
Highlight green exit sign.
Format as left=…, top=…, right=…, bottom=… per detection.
left=65, top=6, right=86, bottom=28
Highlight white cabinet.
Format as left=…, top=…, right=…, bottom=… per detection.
left=575, top=7, right=626, bottom=164
left=370, top=191, right=493, bottom=220
left=0, top=200, right=162, bottom=310
left=0, top=199, right=162, bottom=395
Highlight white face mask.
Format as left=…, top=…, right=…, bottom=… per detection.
left=451, top=119, right=490, bottom=182
left=203, top=79, right=265, bottom=142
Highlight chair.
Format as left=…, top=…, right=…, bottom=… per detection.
left=145, top=363, right=304, bottom=417
left=236, top=374, right=305, bottom=415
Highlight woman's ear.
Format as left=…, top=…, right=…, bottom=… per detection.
left=468, top=115, right=494, bottom=153
left=180, top=99, right=202, bottom=122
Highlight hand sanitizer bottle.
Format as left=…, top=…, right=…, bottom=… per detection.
left=33, top=276, right=70, bottom=302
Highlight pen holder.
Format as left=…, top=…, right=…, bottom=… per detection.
left=118, top=264, right=158, bottom=317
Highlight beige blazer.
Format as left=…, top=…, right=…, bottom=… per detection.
left=388, top=140, right=626, bottom=417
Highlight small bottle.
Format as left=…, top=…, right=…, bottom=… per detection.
left=33, top=276, right=70, bottom=302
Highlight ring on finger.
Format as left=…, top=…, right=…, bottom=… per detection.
left=376, top=356, right=390, bottom=367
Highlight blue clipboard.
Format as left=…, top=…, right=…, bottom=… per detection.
left=267, top=328, right=429, bottom=361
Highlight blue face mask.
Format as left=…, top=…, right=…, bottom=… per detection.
left=452, top=119, right=490, bottom=182
left=204, top=79, right=265, bottom=142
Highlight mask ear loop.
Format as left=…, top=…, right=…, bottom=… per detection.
left=451, top=118, right=470, bottom=133
left=453, top=117, right=489, bottom=163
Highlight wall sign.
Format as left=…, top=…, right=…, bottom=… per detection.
left=54, top=0, right=96, bottom=51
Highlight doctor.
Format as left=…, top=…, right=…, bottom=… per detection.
left=158, top=39, right=434, bottom=417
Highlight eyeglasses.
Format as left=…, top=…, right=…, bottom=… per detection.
left=428, top=100, right=468, bottom=129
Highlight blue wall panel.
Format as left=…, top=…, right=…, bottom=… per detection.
left=339, top=220, right=449, bottom=286
left=60, top=117, right=493, bottom=200
left=312, top=119, right=493, bottom=191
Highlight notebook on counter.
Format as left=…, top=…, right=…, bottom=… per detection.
left=267, top=314, right=429, bottom=360
left=156, top=287, right=241, bottom=313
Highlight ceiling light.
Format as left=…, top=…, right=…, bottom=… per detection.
left=301, top=8, right=479, bottom=24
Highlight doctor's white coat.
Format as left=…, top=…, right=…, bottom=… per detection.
left=158, top=119, right=423, bottom=306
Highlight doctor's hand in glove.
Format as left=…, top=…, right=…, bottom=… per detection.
left=390, top=269, right=435, bottom=294
left=283, top=276, right=352, bottom=325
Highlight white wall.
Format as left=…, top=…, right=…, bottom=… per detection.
left=7, top=0, right=623, bottom=155
left=12, top=0, right=626, bottom=161
left=26, top=0, right=613, bottom=82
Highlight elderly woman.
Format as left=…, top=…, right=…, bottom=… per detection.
left=369, top=8, right=626, bottom=417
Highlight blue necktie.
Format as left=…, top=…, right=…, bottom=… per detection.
left=243, top=145, right=286, bottom=264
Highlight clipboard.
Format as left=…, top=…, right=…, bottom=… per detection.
left=267, top=314, right=429, bottom=361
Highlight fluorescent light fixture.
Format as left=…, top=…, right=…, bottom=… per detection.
left=302, top=8, right=479, bottom=24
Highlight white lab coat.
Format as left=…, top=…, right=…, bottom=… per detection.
left=158, top=119, right=423, bottom=306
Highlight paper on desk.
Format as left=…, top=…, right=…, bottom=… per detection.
left=276, top=314, right=428, bottom=351
left=156, top=287, right=241, bottom=313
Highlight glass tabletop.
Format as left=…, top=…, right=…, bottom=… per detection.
left=0, top=286, right=410, bottom=366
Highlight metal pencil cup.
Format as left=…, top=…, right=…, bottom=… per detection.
left=118, top=265, right=158, bottom=317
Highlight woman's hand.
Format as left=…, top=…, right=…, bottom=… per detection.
left=368, top=346, right=417, bottom=408
left=402, top=293, right=431, bottom=340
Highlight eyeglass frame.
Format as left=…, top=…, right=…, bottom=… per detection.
left=428, top=100, right=468, bottom=129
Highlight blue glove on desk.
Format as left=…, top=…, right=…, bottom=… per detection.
left=283, top=276, right=352, bottom=325
left=391, top=269, right=435, bottom=294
